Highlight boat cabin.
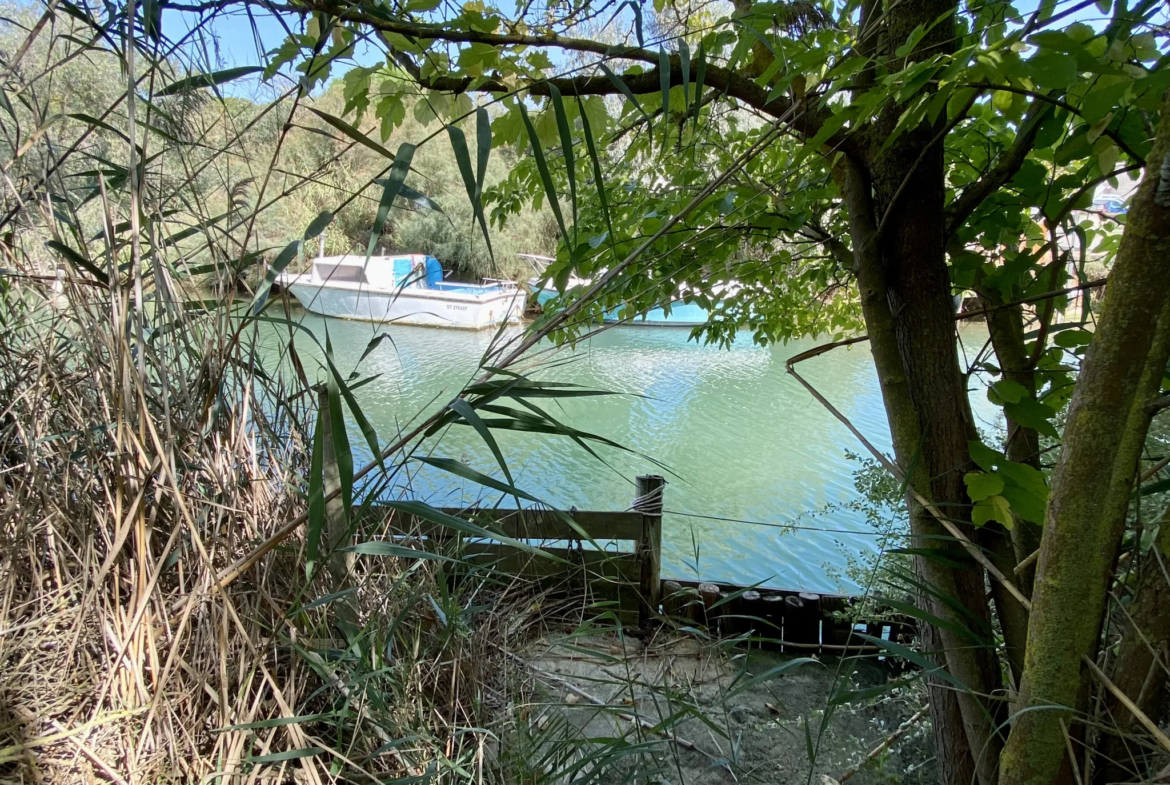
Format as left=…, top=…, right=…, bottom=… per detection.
left=309, top=254, right=444, bottom=290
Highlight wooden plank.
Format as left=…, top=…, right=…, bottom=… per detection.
left=462, top=543, right=640, bottom=583
left=368, top=507, right=645, bottom=542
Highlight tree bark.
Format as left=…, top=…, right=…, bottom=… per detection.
left=977, top=290, right=1045, bottom=685
left=840, top=136, right=1005, bottom=785
left=999, top=90, right=1170, bottom=785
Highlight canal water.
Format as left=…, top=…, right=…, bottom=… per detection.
left=258, top=309, right=1002, bottom=593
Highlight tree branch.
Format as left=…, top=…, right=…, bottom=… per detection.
left=944, top=98, right=1051, bottom=239
left=299, top=0, right=846, bottom=148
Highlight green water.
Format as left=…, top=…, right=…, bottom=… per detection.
left=260, top=309, right=1001, bottom=593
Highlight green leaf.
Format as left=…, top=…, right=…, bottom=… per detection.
left=298, top=587, right=359, bottom=612
left=1004, top=398, right=1059, bottom=439
left=304, top=210, right=333, bottom=240
left=307, top=397, right=325, bottom=579
left=220, top=713, right=337, bottom=731
left=693, top=43, right=707, bottom=134
left=341, top=541, right=451, bottom=559
left=854, top=633, right=971, bottom=692
left=968, top=440, right=1004, bottom=472
left=377, top=500, right=561, bottom=559
left=964, top=471, right=1004, bottom=501
left=1054, top=329, right=1092, bottom=348
left=157, top=66, right=261, bottom=96
left=679, top=39, right=691, bottom=120
left=416, top=456, right=542, bottom=503
left=726, top=658, right=819, bottom=700
left=322, top=348, right=382, bottom=470
left=367, top=143, right=416, bottom=260
left=972, top=495, right=1013, bottom=528
left=659, top=46, right=672, bottom=146
left=45, top=240, right=109, bottom=285
left=306, top=106, right=396, bottom=160
left=518, top=103, right=569, bottom=249
left=325, top=334, right=354, bottom=515
left=447, top=123, right=493, bottom=257
left=599, top=64, right=653, bottom=144
left=1028, top=52, right=1078, bottom=90
left=247, top=747, right=325, bottom=764
left=548, top=85, right=577, bottom=228
left=1137, top=477, right=1170, bottom=497
left=250, top=240, right=301, bottom=316
left=449, top=398, right=516, bottom=491
left=475, top=105, right=491, bottom=200
left=576, top=94, right=614, bottom=251
left=988, top=379, right=1029, bottom=405
left=875, top=597, right=987, bottom=643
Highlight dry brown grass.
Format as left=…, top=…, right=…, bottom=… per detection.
left=0, top=259, right=560, bottom=783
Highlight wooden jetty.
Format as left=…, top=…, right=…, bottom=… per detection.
left=372, top=475, right=911, bottom=653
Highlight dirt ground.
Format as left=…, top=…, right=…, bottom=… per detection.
left=503, top=631, right=935, bottom=785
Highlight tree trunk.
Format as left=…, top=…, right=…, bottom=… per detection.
left=978, top=293, right=1045, bottom=685
left=841, top=138, right=1005, bottom=785
left=999, top=90, right=1170, bottom=785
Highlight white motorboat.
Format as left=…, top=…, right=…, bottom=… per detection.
left=276, top=254, right=524, bottom=330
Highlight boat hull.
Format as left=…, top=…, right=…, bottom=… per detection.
left=284, top=281, right=523, bottom=330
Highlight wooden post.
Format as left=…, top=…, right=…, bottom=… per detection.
left=699, top=582, right=722, bottom=631
left=782, top=593, right=821, bottom=652
left=634, top=475, right=664, bottom=625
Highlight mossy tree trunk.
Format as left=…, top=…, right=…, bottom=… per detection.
left=999, top=90, right=1170, bottom=785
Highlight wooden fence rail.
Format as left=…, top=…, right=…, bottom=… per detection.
left=362, top=475, right=912, bottom=648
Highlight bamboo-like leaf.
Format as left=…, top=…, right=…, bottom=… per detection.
left=396, top=183, right=444, bottom=212
left=877, top=596, right=987, bottom=643
left=247, top=747, right=325, bottom=764
left=518, top=103, right=569, bottom=249
left=854, top=633, right=971, bottom=692
left=548, top=85, right=577, bottom=228
left=446, top=124, right=493, bottom=257
left=416, top=456, right=542, bottom=503
left=449, top=398, right=516, bottom=491
left=324, top=333, right=354, bottom=515
left=830, top=675, right=925, bottom=706
left=693, top=43, right=707, bottom=134
left=297, top=587, right=359, bottom=612
left=659, top=47, right=671, bottom=147
left=45, top=240, right=109, bottom=285
left=304, top=210, right=333, bottom=240
left=377, top=500, right=561, bottom=560
left=357, top=333, right=396, bottom=366
left=726, top=658, right=820, bottom=699
left=475, top=105, right=491, bottom=198
left=160, top=210, right=231, bottom=247
left=219, top=713, right=338, bottom=732
left=322, top=342, right=382, bottom=470
left=629, top=0, right=644, bottom=46
left=306, top=106, right=396, bottom=160
left=156, top=65, right=262, bottom=96
left=576, top=94, right=614, bottom=252
left=679, top=39, right=691, bottom=121
left=67, top=113, right=132, bottom=145
left=599, top=64, right=652, bottom=145
left=341, top=541, right=451, bottom=560
left=367, top=143, right=416, bottom=259
left=307, top=398, right=325, bottom=579
left=250, top=239, right=301, bottom=316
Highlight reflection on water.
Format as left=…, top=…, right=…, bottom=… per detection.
left=255, top=309, right=1001, bottom=593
